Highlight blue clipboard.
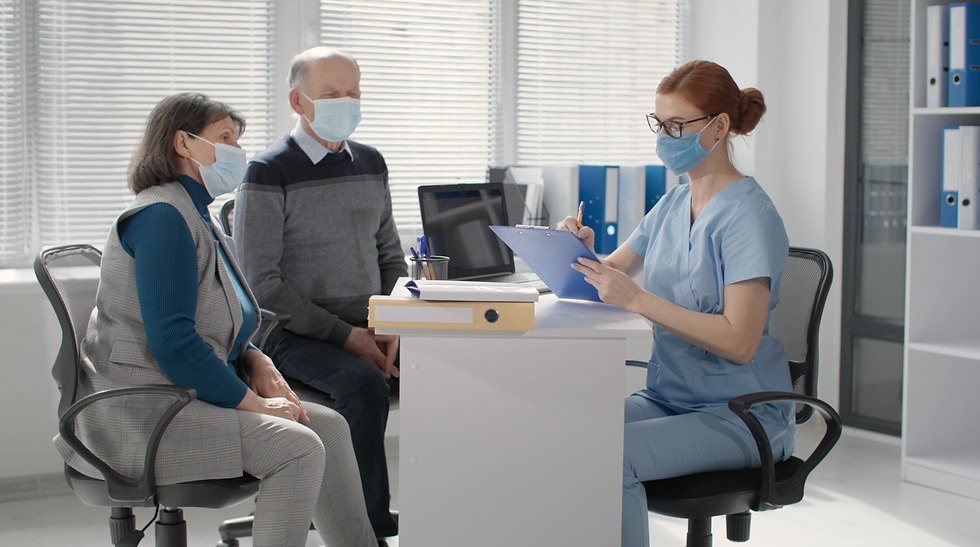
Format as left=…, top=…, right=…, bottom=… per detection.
left=489, top=225, right=601, bottom=302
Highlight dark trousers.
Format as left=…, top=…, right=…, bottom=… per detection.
left=271, top=329, right=399, bottom=538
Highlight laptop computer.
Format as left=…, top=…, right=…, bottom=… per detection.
left=417, top=182, right=549, bottom=291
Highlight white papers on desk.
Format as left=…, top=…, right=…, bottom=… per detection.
left=405, top=279, right=540, bottom=302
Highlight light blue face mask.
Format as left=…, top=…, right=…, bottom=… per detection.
left=300, top=91, right=362, bottom=142
left=187, top=132, right=247, bottom=198
left=656, top=116, right=721, bottom=176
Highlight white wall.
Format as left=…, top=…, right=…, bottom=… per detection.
left=755, top=0, right=847, bottom=411
left=686, top=0, right=761, bottom=177
left=688, top=0, right=848, bottom=409
left=0, top=282, right=64, bottom=479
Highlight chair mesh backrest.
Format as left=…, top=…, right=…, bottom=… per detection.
left=35, top=245, right=102, bottom=414
left=767, top=248, right=831, bottom=423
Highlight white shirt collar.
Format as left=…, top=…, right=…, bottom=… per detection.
left=290, top=119, right=354, bottom=164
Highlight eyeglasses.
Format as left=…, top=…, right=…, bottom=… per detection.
left=646, top=113, right=718, bottom=139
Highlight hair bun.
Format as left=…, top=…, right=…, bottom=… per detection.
left=735, top=88, right=766, bottom=135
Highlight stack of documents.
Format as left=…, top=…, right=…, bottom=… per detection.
left=405, top=279, right=539, bottom=302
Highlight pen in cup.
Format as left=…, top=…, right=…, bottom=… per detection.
left=410, top=246, right=431, bottom=280
left=419, top=236, right=436, bottom=279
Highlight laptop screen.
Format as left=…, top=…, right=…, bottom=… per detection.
left=418, top=182, right=516, bottom=280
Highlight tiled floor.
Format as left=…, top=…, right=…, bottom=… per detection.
left=2, top=420, right=978, bottom=546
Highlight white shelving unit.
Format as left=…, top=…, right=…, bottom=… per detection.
left=903, top=0, right=980, bottom=501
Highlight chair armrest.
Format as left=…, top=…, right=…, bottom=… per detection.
left=58, top=385, right=197, bottom=504
left=625, top=360, right=647, bottom=368
left=727, top=391, right=843, bottom=510
left=256, top=307, right=291, bottom=356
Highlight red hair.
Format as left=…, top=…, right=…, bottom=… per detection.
left=656, top=60, right=766, bottom=135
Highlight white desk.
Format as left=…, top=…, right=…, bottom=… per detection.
left=379, top=285, right=651, bottom=547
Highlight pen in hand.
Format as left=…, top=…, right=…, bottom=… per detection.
left=576, top=200, right=584, bottom=229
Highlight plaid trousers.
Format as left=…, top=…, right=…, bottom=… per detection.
left=240, top=402, right=376, bottom=547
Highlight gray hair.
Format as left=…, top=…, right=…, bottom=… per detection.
left=287, top=46, right=359, bottom=91
left=128, top=92, right=245, bottom=193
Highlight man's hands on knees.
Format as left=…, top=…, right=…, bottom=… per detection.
left=343, top=327, right=400, bottom=379
left=374, top=331, right=399, bottom=379
left=241, top=347, right=309, bottom=423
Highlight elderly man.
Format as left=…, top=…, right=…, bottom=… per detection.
left=234, top=47, right=404, bottom=543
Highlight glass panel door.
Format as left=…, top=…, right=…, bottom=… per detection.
left=840, top=0, right=910, bottom=435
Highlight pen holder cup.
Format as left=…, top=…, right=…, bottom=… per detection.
left=411, top=256, right=450, bottom=281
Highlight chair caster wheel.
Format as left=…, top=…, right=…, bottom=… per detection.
left=216, top=541, right=239, bottom=547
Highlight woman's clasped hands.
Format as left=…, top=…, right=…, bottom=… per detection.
left=237, top=347, right=310, bottom=424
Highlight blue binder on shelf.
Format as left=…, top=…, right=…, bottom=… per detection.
left=948, top=3, right=980, bottom=107
left=942, top=125, right=961, bottom=228
left=489, top=225, right=601, bottom=302
left=645, top=165, right=666, bottom=213
left=960, top=125, right=980, bottom=229
left=579, top=165, right=619, bottom=254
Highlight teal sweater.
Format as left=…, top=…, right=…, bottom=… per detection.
left=119, top=175, right=255, bottom=408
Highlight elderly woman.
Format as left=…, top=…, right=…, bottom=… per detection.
left=56, top=92, right=377, bottom=547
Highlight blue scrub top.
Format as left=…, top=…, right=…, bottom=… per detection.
left=625, top=176, right=794, bottom=451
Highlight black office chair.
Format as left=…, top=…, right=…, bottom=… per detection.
left=35, top=245, right=259, bottom=547
left=625, top=247, right=842, bottom=547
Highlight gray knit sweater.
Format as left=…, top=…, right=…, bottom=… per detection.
left=233, top=134, right=407, bottom=346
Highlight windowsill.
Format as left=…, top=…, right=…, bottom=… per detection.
left=0, top=268, right=43, bottom=296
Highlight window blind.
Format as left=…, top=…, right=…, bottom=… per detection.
left=321, top=0, right=499, bottom=234
left=33, top=0, right=275, bottom=253
left=517, top=0, right=686, bottom=165
left=0, top=0, right=31, bottom=267
left=860, top=0, right=909, bottom=166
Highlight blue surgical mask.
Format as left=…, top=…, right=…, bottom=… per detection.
left=300, top=91, right=362, bottom=142
left=656, top=116, right=721, bottom=176
left=187, top=132, right=247, bottom=198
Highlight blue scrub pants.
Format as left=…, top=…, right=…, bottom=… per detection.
left=270, top=330, right=399, bottom=539
left=622, top=392, right=765, bottom=547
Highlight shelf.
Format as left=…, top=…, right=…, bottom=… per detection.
left=909, top=226, right=980, bottom=238
left=908, top=340, right=980, bottom=361
left=906, top=449, right=980, bottom=481
left=905, top=449, right=980, bottom=501
left=913, top=106, right=980, bottom=115
left=904, top=0, right=980, bottom=503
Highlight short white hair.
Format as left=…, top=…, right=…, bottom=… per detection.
left=288, top=47, right=359, bottom=91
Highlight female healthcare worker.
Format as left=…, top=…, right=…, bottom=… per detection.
left=559, top=60, right=794, bottom=547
